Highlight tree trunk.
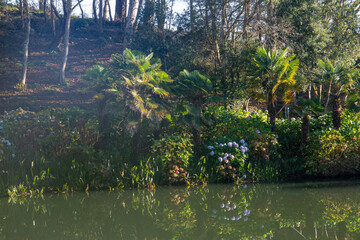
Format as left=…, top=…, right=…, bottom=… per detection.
left=131, top=125, right=142, bottom=162
left=268, top=92, right=276, bottom=132
left=123, top=0, right=139, bottom=49
left=243, top=0, right=250, bottom=41
left=332, top=94, right=342, bottom=130
left=133, top=0, right=143, bottom=32
left=43, top=0, right=47, bottom=23
left=190, top=0, right=194, bottom=31
left=192, top=126, right=202, bottom=159
left=98, top=0, right=103, bottom=34
left=114, top=0, right=126, bottom=27
left=301, top=113, right=310, bottom=147
left=21, top=0, right=30, bottom=86
left=78, top=0, right=84, bottom=19
left=324, top=81, right=332, bottom=113
left=156, top=0, right=166, bottom=31
left=50, top=0, right=55, bottom=36
left=59, top=0, right=72, bottom=84
left=143, top=0, right=154, bottom=27
left=103, top=0, right=108, bottom=20
left=93, top=0, right=97, bottom=21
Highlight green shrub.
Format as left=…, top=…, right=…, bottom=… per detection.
left=150, top=135, right=193, bottom=185
left=305, top=125, right=360, bottom=176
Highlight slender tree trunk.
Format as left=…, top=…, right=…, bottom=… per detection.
left=44, top=0, right=47, bottom=23
left=190, top=0, right=194, bottom=31
left=50, top=0, right=55, bottom=36
left=21, top=0, right=30, bottom=86
left=192, top=126, right=201, bottom=159
left=123, top=0, right=139, bottom=48
left=98, top=0, right=103, bottom=34
left=156, top=0, right=166, bottom=31
left=243, top=0, right=250, bottom=41
left=268, top=92, right=276, bottom=132
left=319, top=84, right=322, bottom=104
left=131, top=125, right=142, bottom=162
left=332, top=94, right=342, bottom=130
left=115, top=0, right=126, bottom=27
left=301, top=113, right=310, bottom=147
left=93, top=0, right=97, bottom=21
left=78, top=0, right=84, bottom=18
left=220, top=0, right=227, bottom=42
left=324, top=81, right=332, bottom=113
left=133, top=0, right=143, bottom=32
left=143, top=0, right=154, bottom=27
left=107, top=0, right=112, bottom=22
left=103, top=0, right=108, bottom=20
left=59, top=0, right=72, bottom=84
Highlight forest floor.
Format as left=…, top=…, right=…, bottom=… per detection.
left=0, top=6, right=124, bottom=112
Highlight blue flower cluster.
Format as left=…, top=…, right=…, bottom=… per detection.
left=207, top=140, right=249, bottom=163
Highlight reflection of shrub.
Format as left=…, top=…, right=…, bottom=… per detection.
left=305, top=113, right=360, bottom=176
left=151, top=135, right=193, bottom=185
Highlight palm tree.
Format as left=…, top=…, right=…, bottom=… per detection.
left=317, top=59, right=358, bottom=129
left=174, top=70, right=213, bottom=157
left=84, top=49, right=172, bottom=157
left=249, top=47, right=299, bottom=131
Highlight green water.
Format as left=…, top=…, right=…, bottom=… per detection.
left=1, top=181, right=360, bottom=239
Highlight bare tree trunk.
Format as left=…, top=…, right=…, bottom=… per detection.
left=103, top=0, right=108, bottom=20
left=93, top=0, right=97, bottom=21
left=268, top=92, right=276, bottom=132
left=143, top=0, right=154, bottom=27
left=78, top=0, right=84, bottom=18
left=115, top=0, right=126, bottom=27
left=123, top=0, right=139, bottom=48
left=243, top=0, right=250, bottom=41
left=156, top=0, right=166, bottom=31
left=44, top=0, right=47, bottom=23
left=98, top=0, right=103, bottom=34
left=59, top=0, right=72, bottom=84
left=324, top=81, right=332, bottom=113
left=332, top=94, right=342, bottom=130
left=133, top=0, right=143, bottom=32
left=107, top=0, right=112, bottom=22
left=21, top=0, right=30, bottom=86
left=50, top=0, right=55, bottom=36
left=301, top=113, right=310, bottom=146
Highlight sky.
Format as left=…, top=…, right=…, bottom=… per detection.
left=72, top=0, right=187, bottom=19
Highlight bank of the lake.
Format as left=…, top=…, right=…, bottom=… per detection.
left=1, top=107, right=359, bottom=197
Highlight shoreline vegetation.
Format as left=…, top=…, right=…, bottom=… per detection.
left=0, top=2, right=360, bottom=199
left=1, top=104, right=359, bottom=199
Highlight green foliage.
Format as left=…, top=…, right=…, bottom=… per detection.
left=305, top=112, right=360, bottom=176
left=249, top=47, right=299, bottom=104
left=150, top=135, right=193, bottom=185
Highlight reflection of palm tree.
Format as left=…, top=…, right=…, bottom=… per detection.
left=249, top=47, right=299, bottom=131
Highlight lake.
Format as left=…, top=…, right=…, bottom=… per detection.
left=1, top=181, right=360, bottom=239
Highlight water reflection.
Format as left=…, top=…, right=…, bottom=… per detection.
left=1, top=181, right=360, bottom=239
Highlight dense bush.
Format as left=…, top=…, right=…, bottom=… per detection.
left=305, top=112, right=360, bottom=176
